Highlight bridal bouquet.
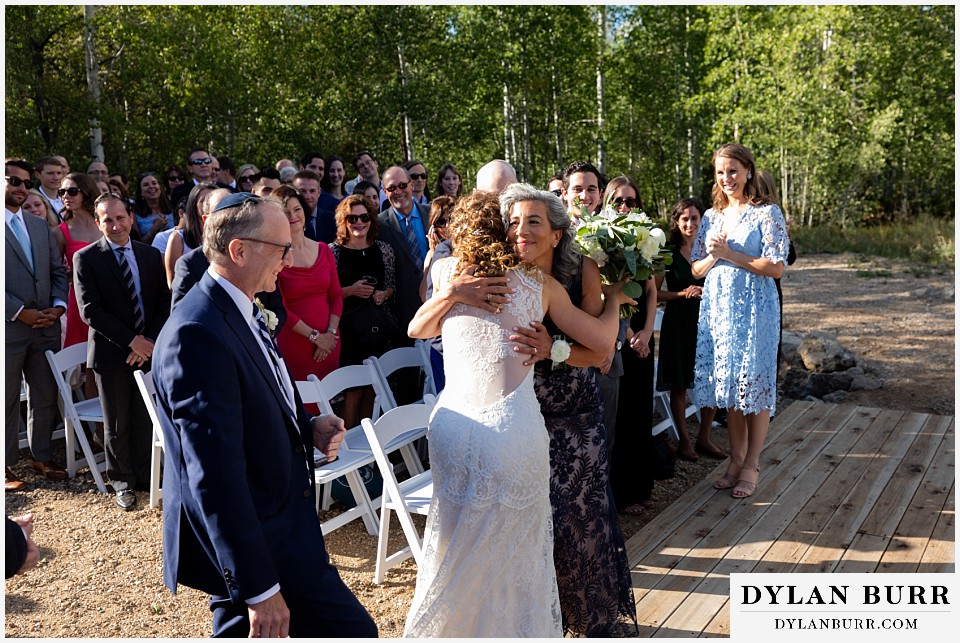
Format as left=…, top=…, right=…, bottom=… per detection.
left=572, top=201, right=672, bottom=318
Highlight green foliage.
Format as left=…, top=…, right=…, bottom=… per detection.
left=4, top=5, right=953, bottom=227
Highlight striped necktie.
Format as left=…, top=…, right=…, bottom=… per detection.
left=401, top=214, right=423, bottom=269
left=253, top=303, right=295, bottom=415
left=115, top=247, right=145, bottom=334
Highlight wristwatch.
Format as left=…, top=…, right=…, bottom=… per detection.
left=326, top=326, right=337, bottom=335
left=308, top=328, right=320, bottom=343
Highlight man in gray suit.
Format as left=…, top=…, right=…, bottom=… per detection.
left=377, top=165, right=430, bottom=339
left=5, top=159, right=69, bottom=491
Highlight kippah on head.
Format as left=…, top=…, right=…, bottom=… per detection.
left=212, top=191, right=259, bottom=213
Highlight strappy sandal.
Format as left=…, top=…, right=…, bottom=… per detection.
left=713, top=472, right=739, bottom=490
left=732, top=468, right=760, bottom=499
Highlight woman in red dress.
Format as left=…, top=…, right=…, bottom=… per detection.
left=52, top=173, right=103, bottom=348
left=273, top=186, right=344, bottom=396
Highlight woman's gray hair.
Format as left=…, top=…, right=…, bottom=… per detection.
left=499, top=183, right=578, bottom=285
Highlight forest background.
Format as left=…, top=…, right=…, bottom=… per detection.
left=4, top=4, right=955, bottom=228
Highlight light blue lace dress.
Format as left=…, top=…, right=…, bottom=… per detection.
left=691, top=203, right=788, bottom=415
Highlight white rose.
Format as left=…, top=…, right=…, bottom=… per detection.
left=641, top=236, right=661, bottom=260
left=649, top=227, right=666, bottom=246
left=550, top=338, right=572, bottom=363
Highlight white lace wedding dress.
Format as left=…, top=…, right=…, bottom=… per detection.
left=404, top=262, right=562, bottom=638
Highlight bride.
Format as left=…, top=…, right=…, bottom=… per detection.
left=404, top=188, right=632, bottom=637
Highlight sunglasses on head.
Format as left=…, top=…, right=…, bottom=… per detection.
left=6, top=176, right=35, bottom=190
left=408, top=172, right=427, bottom=181
left=346, top=214, right=371, bottom=224
left=612, top=197, right=639, bottom=209
left=57, top=186, right=81, bottom=197
left=166, top=174, right=184, bottom=182
left=189, top=158, right=212, bottom=166
left=384, top=181, right=408, bottom=194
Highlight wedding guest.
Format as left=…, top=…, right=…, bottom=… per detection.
left=328, top=195, right=398, bottom=428
left=655, top=197, right=723, bottom=460
left=546, top=173, right=564, bottom=197
left=403, top=159, right=430, bottom=205
left=52, top=173, right=103, bottom=350
left=351, top=180, right=380, bottom=202
left=421, top=196, right=455, bottom=295
left=321, top=155, right=346, bottom=201
left=474, top=160, right=517, bottom=194
left=164, top=182, right=215, bottom=287
left=273, top=186, right=343, bottom=396
left=33, top=156, right=65, bottom=217
left=405, top=189, right=630, bottom=637
left=133, top=172, right=173, bottom=246
left=5, top=514, right=39, bottom=577
left=434, top=163, right=462, bottom=199
left=691, top=143, right=789, bottom=499
left=343, top=150, right=382, bottom=199
left=162, top=165, right=186, bottom=198
left=236, top=164, right=259, bottom=194
left=251, top=168, right=282, bottom=197
left=561, top=160, right=604, bottom=224
left=23, top=188, right=60, bottom=228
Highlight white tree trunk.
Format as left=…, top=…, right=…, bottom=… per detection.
left=595, top=6, right=606, bottom=174
left=84, top=5, right=103, bottom=162
left=397, top=43, right=414, bottom=161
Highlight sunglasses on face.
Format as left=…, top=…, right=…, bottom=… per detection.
left=166, top=175, right=184, bottom=182
left=434, top=218, right=448, bottom=228
left=408, top=172, right=427, bottom=181
left=5, top=176, right=35, bottom=190
left=551, top=189, right=562, bottom=197
left=612, top=197, right=639, bottom=209
left=346, top=214, right=371, bottom=224
left=238, top=175, right=255, bottom=183
left=384, top=182, right=408, bottom=194
left=189, top=158, right=212, bottom=166
left=57, top=186, right=81, bottom=197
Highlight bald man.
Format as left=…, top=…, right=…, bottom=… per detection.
left=475, top=160, right=517, bottom=194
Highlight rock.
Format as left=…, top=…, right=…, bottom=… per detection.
left=780, top=331, right=803, bottom=366
left=850, top=374, right=884, bottom=391
left=941, top=286, right=955, bottom=301
left=808, top=371, right=854, bottom=397
left=797, top=331, right=856, bottom=373
left=823, top=390, right=849, bottom=403
left=780, top=367, right=811, bottom=398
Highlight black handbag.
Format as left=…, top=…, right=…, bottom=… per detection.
left=343, top=298, right=400, bottom=354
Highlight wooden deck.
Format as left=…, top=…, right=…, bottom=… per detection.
left=623, top=400, right=955, bottom=638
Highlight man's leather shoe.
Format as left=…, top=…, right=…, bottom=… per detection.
left=5, top=467, right=26, bottom=492
left=30, top=460, right=68, bottom=481
left=115, top=489, right=136, bottom=511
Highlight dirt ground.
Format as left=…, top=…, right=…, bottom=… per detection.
left=4, top=253, right=954, bottom=638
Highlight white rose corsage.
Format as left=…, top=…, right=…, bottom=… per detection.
left=550, top=335, right=572, bottom=371
left=254, top=297, right=278, bottom=334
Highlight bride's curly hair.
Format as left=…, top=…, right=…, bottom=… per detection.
left=450, top=190, right=522, bottom=278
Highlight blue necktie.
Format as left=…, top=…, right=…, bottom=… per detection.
left=401, top=214, right=423, bottom=269
left=9, top=216, right=34, bottom=271
left=115, top=247, right=145, bottom=334
left=253, top=303, right=295, bottom=415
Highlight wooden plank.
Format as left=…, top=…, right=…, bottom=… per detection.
left=794, top=411, right=929, bottom=572
left=919, top=484, right=955, bottom=573
left=834, top=532, right=886, bottom=573
left=633, top=404, right=865, bottom=634
left=758, top=408, right=908, bottom=572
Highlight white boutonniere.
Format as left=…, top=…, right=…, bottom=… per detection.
left=550, top=335, right=572, bottom=371
left=254, top=297, right=278, bottom=333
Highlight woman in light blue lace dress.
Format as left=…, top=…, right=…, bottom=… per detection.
left=691, top=143, right=789, bottom=500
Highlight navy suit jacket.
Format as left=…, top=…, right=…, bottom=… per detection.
left=153, top=272, right=327, bottom=601
left=304, top=191, right=340, bottom=244
left=378, top=201, right=431, bottom=334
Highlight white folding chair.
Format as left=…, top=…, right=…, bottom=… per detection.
left=415, top=339, right=440, bottom=395
left=296, top=379, right=380, bottom=536
left=651, top=307, right=698, bottom=441
left=361, top=396, right=436, bottom=584
left=45, top=344, right=107, bottom=492
left=133, top=370, right=165, bottom=509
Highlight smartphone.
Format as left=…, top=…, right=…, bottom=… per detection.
left=362, top=275, right=378, bottom=286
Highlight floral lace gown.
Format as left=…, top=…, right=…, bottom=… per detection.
left=404, top=262, right=562, bottom=638
left=691, top=203, right=789, bottom=414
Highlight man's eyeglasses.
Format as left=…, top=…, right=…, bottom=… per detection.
left=346, top=214, right=371, bottom=224
left=166, top=175, right=185, bottom=183
left=189, top=158, right=213, bottom=166
left=384, top=182, right=408, bottom=194
left=5, top=176, right=35, bottom=190
left=57, top=186, right=81, bottom=197
left=408, top=173, right=427, bottom=181
left=612, top=197, right=640, bottom=209
left=551, top=189, right=562, bottom=197
left=240, top=238, right=292, bottom=260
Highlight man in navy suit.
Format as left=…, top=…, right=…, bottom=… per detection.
left=152, top=192, right=376, bottom=638
left=74, top=194, right=170, bottom=510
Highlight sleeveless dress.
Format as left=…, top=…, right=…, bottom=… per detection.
left=60, top=222, right=96, bottom=347
left=534, top=261, right=638, bottom=637
left=691, top=204, right=789, bottom=414
left=404, top=262, right=562, bottom=638
left=276, top=243, right=344, bottom=387
left=656, top=249, right=704, bottom=392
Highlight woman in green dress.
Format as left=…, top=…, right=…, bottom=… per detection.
left=655, top=198, right=725, bottom=460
